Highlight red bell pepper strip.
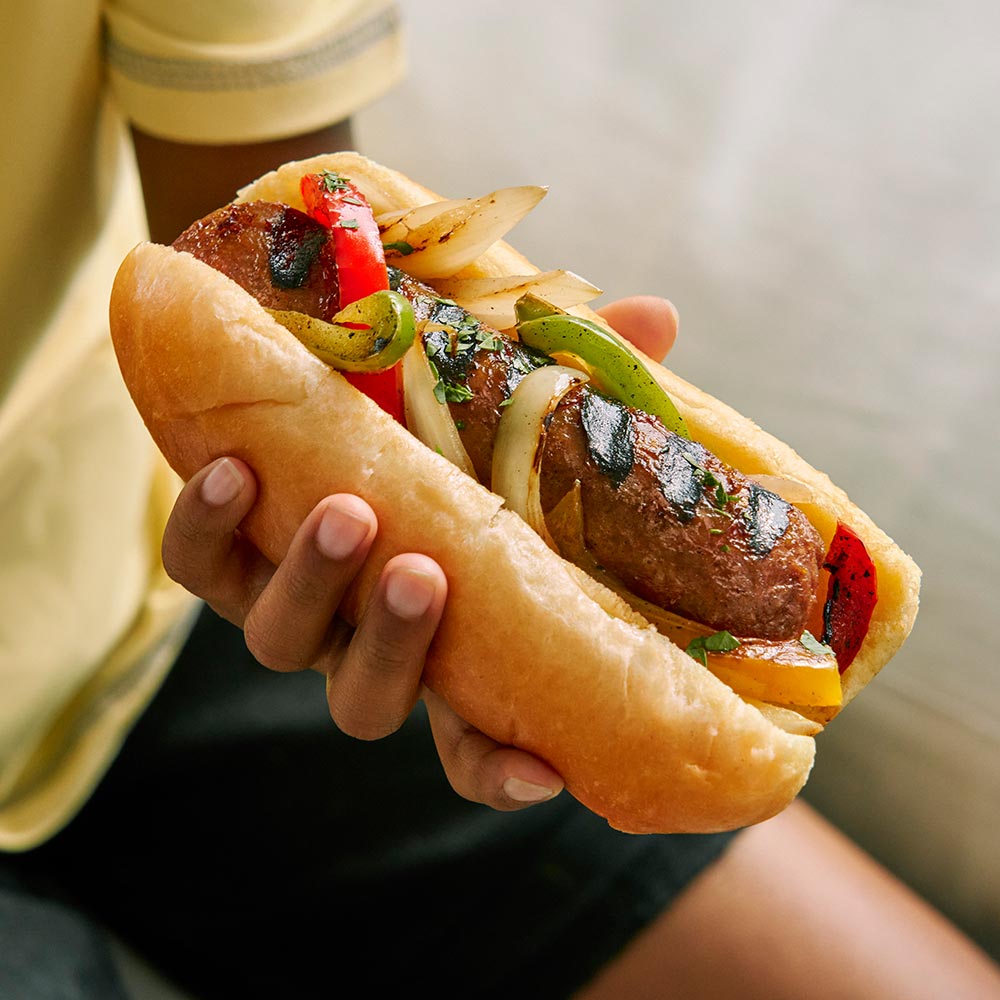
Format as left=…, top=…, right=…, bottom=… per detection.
left=300, top=171, right=405, bottom=423
left=820, top=521, right=878, bottom=673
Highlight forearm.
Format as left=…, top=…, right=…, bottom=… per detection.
left=131, top=120, right=355, bottom=245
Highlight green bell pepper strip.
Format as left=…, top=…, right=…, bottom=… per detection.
left=268, top=290, right=415, bottom=373
left=514, top=297, right=690, bottom=439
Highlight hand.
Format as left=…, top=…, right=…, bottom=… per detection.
left=160, top=295, right=678, bottom=812
left=161, top=456, right=564, bottom=811
left=597, top=294, right=679, bottom=360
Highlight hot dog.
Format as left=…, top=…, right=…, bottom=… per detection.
left=108, top=153, right=920, bottom=833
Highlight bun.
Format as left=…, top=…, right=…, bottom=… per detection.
left=109, top=153, right=919, bottom=833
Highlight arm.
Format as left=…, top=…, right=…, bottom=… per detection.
left=131, top=121, right=355, bottom=245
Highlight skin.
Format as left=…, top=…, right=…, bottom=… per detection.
left=578, top=800, right=1000, bottom=999
left=142, top=127, right=1000, bottom=995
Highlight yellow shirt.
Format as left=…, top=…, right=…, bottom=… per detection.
left=0, top=0, right=404, bottom=851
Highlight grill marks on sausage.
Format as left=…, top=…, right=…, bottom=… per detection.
left=743, top=483, right=792, bottom=557
left=656, top=435, right=709, bottom=523
left=175, top=202, right=824, bottom=640
left=580, top=393, right=634, bottom=489
left=173, top=202, right=340, bottom=321
left=390, top=271, right=824, bottom=639
left=267, top=208, right=328, bottom=290
left=536, top=392, right=822, bottom=639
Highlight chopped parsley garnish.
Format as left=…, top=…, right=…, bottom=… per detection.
left=426, top=355, right=474, bottom=404
left=800, top=631, right=835, bottom=657
left=685, top=631, right=741, bottom=667
left=512, top=352, right=538, bottom=376
left=337, top=219, right=360, bottom=230
left=476, top=329, right=503, bottom=351
left=682, top=453, right=738, bottom=513
left=434, top=380, right=474, bottom=405
left=385, top=240, right=414, bottom=255
left=419, top=303, right=511, bottom=405
left=320, top=171, right=351, bottom=192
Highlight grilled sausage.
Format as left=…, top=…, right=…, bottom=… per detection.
left=174, top=202, right=824, bottom=641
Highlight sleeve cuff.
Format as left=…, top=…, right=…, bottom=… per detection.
left=104, top=1, right=405, bottom=144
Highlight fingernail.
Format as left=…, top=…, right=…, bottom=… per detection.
left=503, top=777, right=557, bottom=803
left=316, top=503, right=371, bottom=560
left=201, top=459, right=244, bottom=507
left=384, top=566, right=437, bottom=621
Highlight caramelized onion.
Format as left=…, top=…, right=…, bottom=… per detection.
left=431, top=270, right=601, bottom=328
left=402, top=344, right=478, bottom=480
left=376, top=186, right=547, bottom=280
left=746, top=474, right=817, bottom=505
left=744, top=699, right=825, bottom=736
left=492, top=365, right=590, bottom=548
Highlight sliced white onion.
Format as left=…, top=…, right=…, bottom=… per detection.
left=402, top=344, right=478, bottom=480
left=743, top=698, right=825, bottom=736
left=746, top=474, right=817, bottom=504
left=376, top=197, right=470, bottom=232
left=492, top=365, right=589, bottom=548
left=375, top=186, right=547, bottom=280
left=430, top=270, right=602, bottom=328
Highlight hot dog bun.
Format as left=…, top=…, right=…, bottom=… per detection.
left=109, top=153, right=919, bottom=833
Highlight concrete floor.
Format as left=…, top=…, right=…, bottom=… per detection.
left=358, top=0, right=1000, bottom=959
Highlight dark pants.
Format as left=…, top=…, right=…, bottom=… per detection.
left=1, top=606, right=735, bottom=999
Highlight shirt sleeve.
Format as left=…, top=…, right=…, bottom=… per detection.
left=103, top=0, right=405, bottom=144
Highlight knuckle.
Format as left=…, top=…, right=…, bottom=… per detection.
left=358, top=631, right=413, bottom=679
left=327, top=684, right=409, bottom=742
left=161, top=503, right=216, bottom=590
left=278, top=562, right=331, bottom=612
left=326, top=637, right=419, bottom=742
left=161, top=533, right=203, bottom=591
left=440, top=734, right=493, bottom=806
left=243, top=610, right=301, bottom=673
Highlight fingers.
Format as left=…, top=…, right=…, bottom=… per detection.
left=326, top=554, right=447, bottom=741
left=423, top=688, right=564, bottom=811
left=161, top=457, right=271, bottom=624
left=165, top=460, right=562, bottom=814
left=243, top=494, right=377, bottom=673
left=598, top=295, right=679, bottom=360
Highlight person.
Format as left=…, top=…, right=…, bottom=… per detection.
left=2, top=2, right=1000, bottom=998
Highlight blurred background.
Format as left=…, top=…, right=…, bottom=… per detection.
left=356, top=0, right=1000, bottom=958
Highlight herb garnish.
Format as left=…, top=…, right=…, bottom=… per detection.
left=320, top=171, right=351, bottom=192
left=685, top=631, right=741, bottom=666
left=385, top=241, right=414, bottom=255
left=476, top=328, right=503, bottom=351
left=336, top=219, right=360, bottom=230
left=420, top=306, right=510, bottom=404
left=682, top=453, right=738, bottom=513
left=424, top=340, right=472, bottom=405
left=425, top=354, right=474, bottom=404
left=799, top=631, right=835, bottom=657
